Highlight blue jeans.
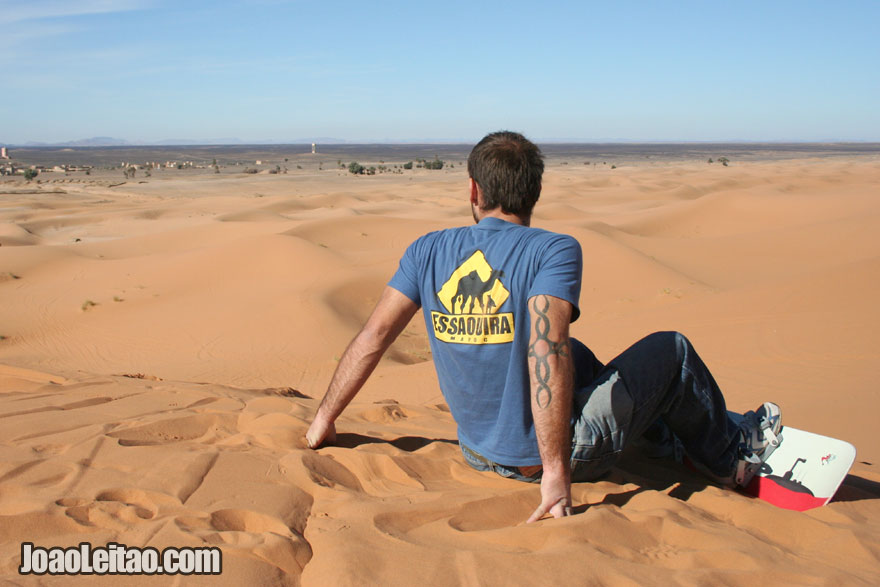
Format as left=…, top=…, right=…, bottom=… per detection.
left=461, top=332, right=741, bottom=483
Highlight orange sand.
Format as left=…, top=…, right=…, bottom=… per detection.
left=1, top=157, right=879, bottom=584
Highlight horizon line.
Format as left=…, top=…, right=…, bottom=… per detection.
left=5, top=138, right=880, bottom=148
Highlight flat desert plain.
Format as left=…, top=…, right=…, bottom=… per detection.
left=1, top=150, right=879, bottom=584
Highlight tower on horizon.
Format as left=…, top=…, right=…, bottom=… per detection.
left=311, top=143, right=316, bottom=154
left=0, top=147, right=9, bottom=159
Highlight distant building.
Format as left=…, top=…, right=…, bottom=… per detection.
left=311, top=143, right=316, bottom=154
left=0, top=147, right=9, bottom=159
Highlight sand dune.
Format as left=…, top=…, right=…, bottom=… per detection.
left=1, top=157, right=879, bottom=584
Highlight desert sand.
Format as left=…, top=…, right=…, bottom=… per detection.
left=1, top=154, right=879, bottom=584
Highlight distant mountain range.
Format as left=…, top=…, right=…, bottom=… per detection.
left=13, top=137, right=131, bottom=147
left=3, top=136, right=622, bottom=147
left=4, top=137, right=351, bottom=147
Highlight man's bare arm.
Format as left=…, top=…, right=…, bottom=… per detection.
left=306, top=286, right=419, bottom=448
left=525, top=294, right=574, bottom=523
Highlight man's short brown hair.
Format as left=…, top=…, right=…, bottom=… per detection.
left=467, top=131, right=544, bottom=218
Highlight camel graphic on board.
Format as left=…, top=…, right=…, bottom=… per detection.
left=453, top=269, right=504, bottom=314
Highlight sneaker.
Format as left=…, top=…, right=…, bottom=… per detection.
left=741, top=402, right=782, bottom=457
left=733, top=402, right=783, bottom=486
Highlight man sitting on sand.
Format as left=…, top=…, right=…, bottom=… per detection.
left=305, top=131, right=781, bottom=522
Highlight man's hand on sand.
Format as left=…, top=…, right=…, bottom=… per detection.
left=305, top=419, right=336, bottom=449
left=526, top=470, right=573, bottom=523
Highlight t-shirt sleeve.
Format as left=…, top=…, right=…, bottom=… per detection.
left=387, top=238, right=423, bottom=307
left=527, top=235, right=582, bottom=322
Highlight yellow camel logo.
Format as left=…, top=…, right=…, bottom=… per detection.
left=432, top=250, right=514, bottom=345
left=437, top=250, right=509, bottom=314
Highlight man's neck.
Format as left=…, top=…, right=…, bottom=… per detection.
left=476, top=208, right=530, bottom=227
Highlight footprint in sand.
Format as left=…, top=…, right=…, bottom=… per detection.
left=447, top=492, right=538, bottom=533
left=58, top=488, right=181, bottom=530
left=179, top=509, right=312, bottom=577
left=97, top=488, right=182, bottom=515
left=62, top=498, right=150, bottom=529
left=107, top=413, right=237, bottom=446
left=371, top=491, right=538, bottom=549
left=300, top=452, right=363, bottom=491
left=373, top=507, right=452, bottom=542
left=360, top=402, right=411, bottom=423
left=209, top=509, right=293, bottom=534
left=69, top=502, right=153, bottom=526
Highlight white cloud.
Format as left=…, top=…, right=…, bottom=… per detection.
left=0, top=0, right=153, bottom=25
left=0, top=22, right=75, bottom=51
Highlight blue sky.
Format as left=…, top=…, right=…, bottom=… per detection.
left=1, top=0, right=878, bottom=144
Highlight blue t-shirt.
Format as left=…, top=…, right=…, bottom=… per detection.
left=388, top=217, right=582, bottom=465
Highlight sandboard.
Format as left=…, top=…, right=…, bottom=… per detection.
left=729, top=412, right=856, bottom=511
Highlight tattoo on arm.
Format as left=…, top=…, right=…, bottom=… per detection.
left=528, top=295, right=569, bottom=409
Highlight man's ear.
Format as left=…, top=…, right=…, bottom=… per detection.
left=469, top=178, right=480, bottom=207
